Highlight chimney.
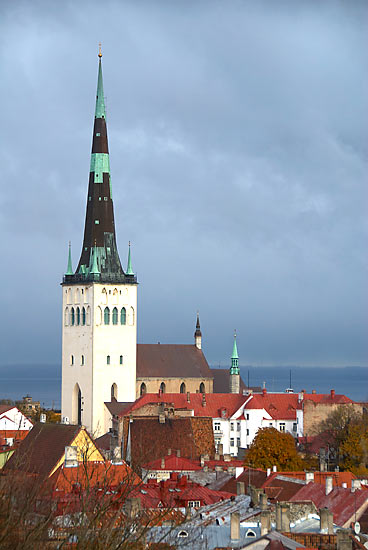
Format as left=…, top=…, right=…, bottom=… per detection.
left=260, top=510, right=271, bottom=536
left=273, top=465, right=277, bottom=473
left=351, top=479, right=361, bottom=492
left=266, top=467, right=271, bottom=477
left=159, top=413, right=165, bottom=424
left=342, top=482, right=347, bottom=488
left=168, top=448, right=172, bottom=455
left=215, top=452, right=220, bottom=461
left=312, top=389, right=316, bottom=394
left=224, top=454, right=231, bottom=462
left=298, top=392, right=304, bottom=402
left=161, top=458, right=165, bottom=469
left=237, top=481, right=245, bottom=495
left=202, top=393, right=206, bottom=407
left=125, top=497, right=141, bottom=519
left=186, top=392, right=190, bottom=403
left=230, top=512, right=240, bottom=541
left=319, top=508, right=334, bottom=534
left=259, top=492, right=268, bottom=511
left=203, top=465, right=208, bottom=472
left=276, top=502, right=282, bottom=531
left=262, top=388, right=267, bottom=396
left=176, top=449, right=181, bottom=457
left=200, top=455, right=205, bottom=467
left=325, top=476, right=333, bottom=495
left=280, top=503, right=290, bottom=532
left=218, top=443, right=224, bottom=454
left=330, top=389, right=335, bottom=398
left=305, top=472, right=314, bottom=483
left=337, top=529, right=353, bottom=550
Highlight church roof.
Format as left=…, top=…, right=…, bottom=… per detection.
left=136, top=344, right=213, bottom=379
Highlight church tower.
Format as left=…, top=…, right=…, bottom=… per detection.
left=61, top=49, right=137, bottom=436
left=229, top=331, right=240, bottom=393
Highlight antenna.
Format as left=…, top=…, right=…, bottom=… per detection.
left=290, top=369, right=292, bottom=389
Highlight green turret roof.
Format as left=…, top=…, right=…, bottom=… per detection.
left=95, top=55, right=106, bottom=119
left=126, top=242, right=134, bottom=275
left=66, top=242, right=73, bottom=276
left=90, top=244, right=100, bottom=275
left=232, top=331, right=239, bottom=360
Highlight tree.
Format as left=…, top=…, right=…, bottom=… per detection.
left=339, top=423, right=368, bottom=475
left=244, top=427, right=304, bottom=470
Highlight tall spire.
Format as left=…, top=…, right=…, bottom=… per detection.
left=194, top=311, right=202, bottom=349
left=126, top=241, right=134, bottom=275
left=64, top=48, right=136, bottom=285
left=66, top=242, right=73, bottom=276
left=230, top=330, right=239, bottom=374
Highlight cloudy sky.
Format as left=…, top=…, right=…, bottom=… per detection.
left=1, top=0, right=367, bottom=368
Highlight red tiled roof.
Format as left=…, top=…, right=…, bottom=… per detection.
left=289, top=483, right=368, bottom=527
left=302, top=390, right=353, bottom=404
left=220, top=467, right=268, bottom=494
left=277, top=470, right=357, bottom=488
left=122, top=393, right=246, bottom=419
left=0, top=430, right=30, bottom=441
left=143, top=454, right=202, bottom=472
left=261, top=474, right=306, bottom=502
left=131, top=474, right=233, bottom=508
left=136, top=344, right=213, bottom=379
left=244, top=392, right=301, bottom=420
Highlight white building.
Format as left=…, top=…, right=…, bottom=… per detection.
left=0, top=405, right=33, bottom=445
left=61, top=52, right=137, bottom=437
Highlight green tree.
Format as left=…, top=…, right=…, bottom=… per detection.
left=244, top=427, right=304, bottom=471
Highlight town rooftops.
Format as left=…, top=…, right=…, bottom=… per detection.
left=302, top=389, right=353, bottom=404
left=244, top=391, right=302, bottom=420
left=121, top=392, right=246, bottom=418
left=136, top=344, right=213, bottom=379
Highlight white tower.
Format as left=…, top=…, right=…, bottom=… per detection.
left=61, top=50, right=137, bottom=437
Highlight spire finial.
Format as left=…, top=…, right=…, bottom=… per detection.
left=66, top=241, right=73, bottom=276
left=98, top=42, right=102, bottom=58
left=126, top=241, right=134, bottom=275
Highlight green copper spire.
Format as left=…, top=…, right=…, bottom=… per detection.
left=95, top=46, right=106, bottom=119
left=126, top=241, right=134, bottom=275
left=230, top=330, right=239, bottom=375
left=90, top=243, right=100, bottom=275
left=66, top=242, right=73, bottom=276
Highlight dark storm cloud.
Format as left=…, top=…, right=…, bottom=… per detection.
left=0, top=0, right=367, bottom=366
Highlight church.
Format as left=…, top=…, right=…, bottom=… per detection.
left=61, top=50, right=246, bottom=437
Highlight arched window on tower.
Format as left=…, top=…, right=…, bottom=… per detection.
left=140, top=383, right=147, bottom=396
left=120, top=307, right=126, bottom=325
left=104, top=307, right=110, bottom=325
left=160, top=382, right=166, bottom=394
left=82, top=307, right=86, bottom=325
left=76, top=307, right=80, bottom=326
left=180, top=382, right=186, bottom=394
left=112, top=307, right=118, bottom=325
left=71, top=307, right=75, bottom=326
left=111, top=383, right=117, bottom=400
left=199, top=382, right=205, bottom=393
left=106, top=355, right=110, bottom=365
left=81, top=355, right=85, bottom=366
left=64, top=307, right=69, bottom=326
left=119, top=355, right=123, bottom=365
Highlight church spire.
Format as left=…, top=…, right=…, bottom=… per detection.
left=126, top=242, right=134, bottom=275
left=65, top=242, right=73, bottom=276
left=229, top=330, right=240, bottom=393
left=64, top=48, right=136, bottom=285
left=194, top=312, right=202, bottom=349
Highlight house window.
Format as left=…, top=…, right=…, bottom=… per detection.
left=230, top=422, right=234, bottom=432
left=237, top=438, right=241, bottom=447
left=104, top=307, right=110, bottom=325
left=119, top=355, right=123, bottom=365
left=293, top=423, right=297, bottom=432
left=279, top=423, right=286, bottom=432
left=246, top=413, right=249, bottom=420
left=120, top=307, right=126, bottom=325
left=81, top=355, right=84, bottom=366
left=188, top=501, right=200, bottom=508
left=71, top=355, right=74, bottom=366
left=106, top=355, right=110, bottom=365
left=112, top=307, right=118, bottom=325
left=237, top=422, right=241, bottom=431
left=180, top=382, right=186, bottom=394
left=140, top=383, right=147, bottom=396
left=214, top=422, right=221, bottom=432
left=230, top=438, right=235, bottom=447
left=246, top=429, right=249, bottom=435
left=178, top=531, right=188, bottom=538
left=199, top=382, right=205, bottom=393
left=160, top=382, right=166, bottom=394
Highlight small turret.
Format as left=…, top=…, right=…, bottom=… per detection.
left=65, top=242, right=73, bottom=276
left=229, top=330, right=240, bottom=393
left=126, top=241, right=134, bottom=275
left=194, top=312, right=202, bottom=350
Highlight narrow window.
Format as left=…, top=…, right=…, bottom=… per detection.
left=160, top=382, right=166, bottom=394
left=119, top=355, right=123, bottom=365
left=107, top=355, right=110, bottom=365
left=199, top=382, right=205, bottom=393
left=71, top=307, right=75, bottom=326
left=140, top=383, right=147, bottom=396
left=76, top=307, right=80, bottom=325
left=64, top=307, right=69, bottom=326
left=112, top=307, right=118, bottom=325
left=82, top=307, right=86, bottom=325
left=104, top=307, right=110, bottom=325
left=111, top=383, right=117, bottom=400
left=81, top=355, right=84, bottom=366
left=71, top=355, right=74, bottom=366
left=180, top=382, right=186, bottom=394
left=120, top=307, right=126, bottom=325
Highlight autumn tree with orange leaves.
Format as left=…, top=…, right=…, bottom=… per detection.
left=244, top=427, right=304, bottom=471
